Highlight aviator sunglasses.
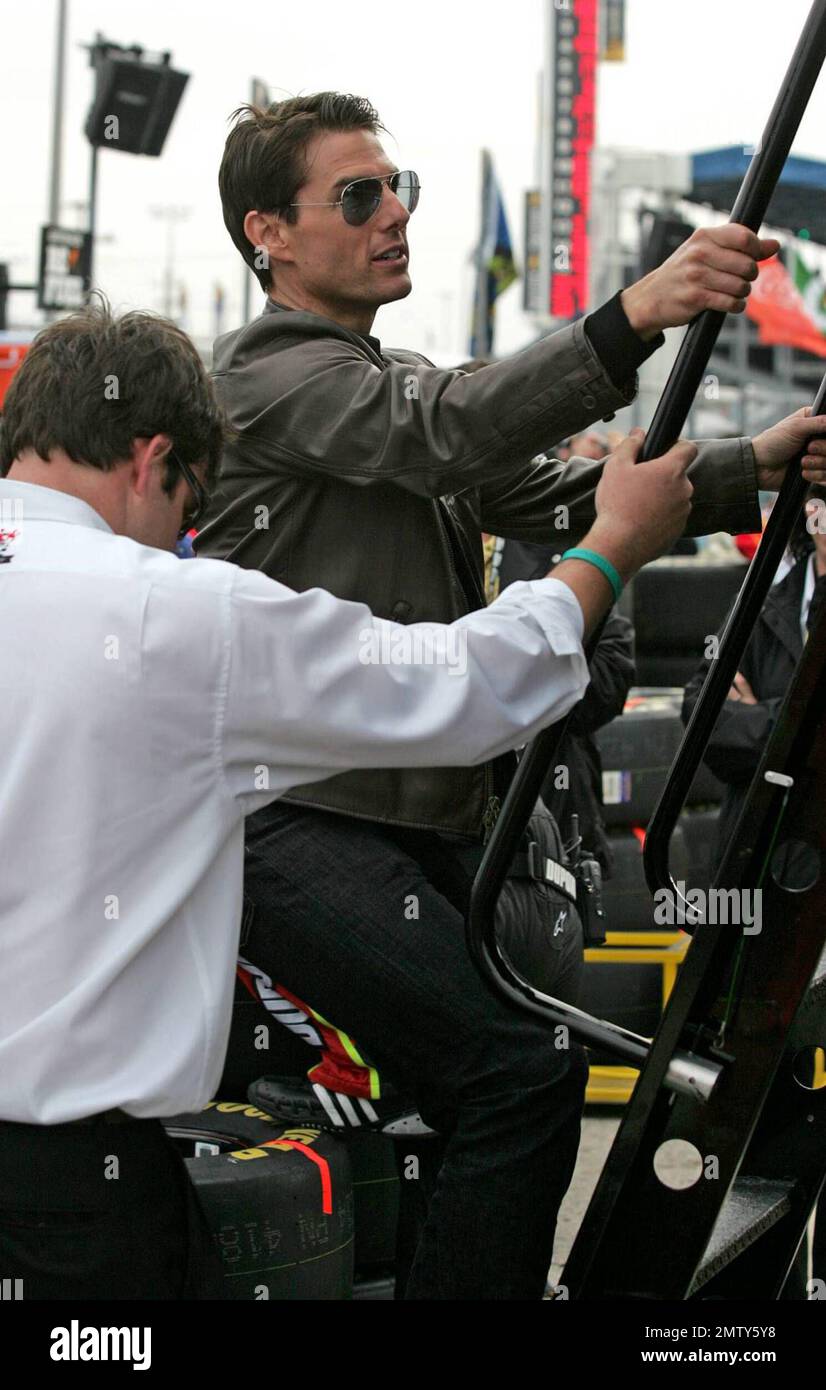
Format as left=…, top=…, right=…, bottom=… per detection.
left=289, top=169, right=420, bottom=227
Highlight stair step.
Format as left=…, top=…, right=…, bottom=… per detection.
left=690, top=1177, right=794, bottom=1294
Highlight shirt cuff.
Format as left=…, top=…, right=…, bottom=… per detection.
left=512, top=576, right=586, bottom=647
left=584, top=292, right=665, bottom=391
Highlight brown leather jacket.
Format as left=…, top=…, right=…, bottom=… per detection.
left=195, top=300, right=761, bottom=837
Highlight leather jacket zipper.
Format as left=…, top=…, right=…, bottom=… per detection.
left=482, top=794, right=502, bottom=845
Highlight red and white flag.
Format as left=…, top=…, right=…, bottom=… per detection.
left=746, top=253, right=826, bottom=358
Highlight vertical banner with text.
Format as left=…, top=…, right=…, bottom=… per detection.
left=546, top=0, right=598, bottom=321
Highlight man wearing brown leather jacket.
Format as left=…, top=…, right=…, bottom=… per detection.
left=196, top=92, right=826, bottom=1299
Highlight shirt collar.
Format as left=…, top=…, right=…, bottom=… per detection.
left=0, top=477, right=114, bottom=535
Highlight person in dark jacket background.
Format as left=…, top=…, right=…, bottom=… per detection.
left=683, top=484, right=826, bottom=869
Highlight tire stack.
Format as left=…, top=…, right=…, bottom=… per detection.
left=197, top=976, right=404, bottom=1298
left=596, top=690, right=725, bottom=917
left=631, top=558, right=745, bottom=689
left=164, top=1100, right=355, bottom=1300
left=348, top=1133, right=399, bottom=1299
left=579, top=559, right=744, bottom=1052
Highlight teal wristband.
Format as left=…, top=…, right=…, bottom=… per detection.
left=560, top=547, right=623, bottom=604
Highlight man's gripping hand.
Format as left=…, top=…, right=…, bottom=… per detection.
left=620, top=224, right=779, bottom=341
left=588, top=430, right=697, bottom=577
left=553, top=430, right=696, bottom=638
left=752, top=406, right=826, bottom=490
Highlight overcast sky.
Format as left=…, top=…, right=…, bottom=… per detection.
left=4, top=0, right=826, bottom=355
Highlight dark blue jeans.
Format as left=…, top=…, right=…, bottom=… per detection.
left=243, top=799, right=588, bottom=1300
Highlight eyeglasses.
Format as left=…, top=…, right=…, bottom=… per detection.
left=169, top=449, right=208, bottom=540
left=289, top=170, right=420, bottom=227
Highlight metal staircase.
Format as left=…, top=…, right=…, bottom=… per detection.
left=561, top=612, right=826, bottom=1298
left=465, top=0, right=826, bottom=1301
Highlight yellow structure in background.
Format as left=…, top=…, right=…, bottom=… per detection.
left=584, top=931, right=689, bottom=1105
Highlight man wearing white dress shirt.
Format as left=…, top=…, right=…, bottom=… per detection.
left=0, top=303, right=808, bottom=1299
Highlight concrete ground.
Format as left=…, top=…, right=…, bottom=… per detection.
left=549, top=1111, right=707, bottom=1285
left=549, top=1113, right=620, bottom=1285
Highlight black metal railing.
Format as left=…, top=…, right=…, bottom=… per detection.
left=465, top=0, right=826, bottom=1089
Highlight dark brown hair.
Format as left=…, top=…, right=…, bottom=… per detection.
left=219, top=92, right=386, bottom=291
left=0, top=299, right=224, bottom=494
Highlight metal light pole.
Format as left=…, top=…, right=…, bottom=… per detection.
left=84, top=33, right=108, bottom=291
left=87, top=144, right=99, bottom=287
left=43, top=0, right=69, bottom=317
left=48, top=0, right=68, bottom=227
left=149, top=206, right=191, bottom=320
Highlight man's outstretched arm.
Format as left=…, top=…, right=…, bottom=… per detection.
left=480, top=411, right=826, bottom=546
left=210, top=226, right=779, bottom=503
left=214, top=434, right=693, bottom=813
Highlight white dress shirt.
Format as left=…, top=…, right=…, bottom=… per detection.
left=0, top=477, right=588, bottom=1123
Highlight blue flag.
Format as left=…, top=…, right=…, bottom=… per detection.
left=469, top=150, right=518, bottom=357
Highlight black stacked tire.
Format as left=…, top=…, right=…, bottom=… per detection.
left=636, top=653, right=698, bottom=688
left=597, top=697, right=682, bottom=828
left=601, top=824, right=691, bottom=932
left=578, top=958, right=664, bottom=1060
left=348, top=1132, right=399, bottom=1275
left=164, top=1101, right=354, bottom=1299
left=633, top=560, right=745, bottom=650
left=207, top=975, right=405, bottom=1295
left=581, top=824, right=689, bottom=1064
left=681, top=806, right=722, bottom=890
left=596, top=692, right=725, bottom=831
left=632, top=559, right=745, bottom=688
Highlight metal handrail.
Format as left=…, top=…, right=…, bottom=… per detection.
left=644, top=393, right=825, bottom=905
left=465, top=0, right=826, bottom=1089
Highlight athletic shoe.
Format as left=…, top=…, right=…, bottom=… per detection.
left=247, top=1075, right=434, bottom=1136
